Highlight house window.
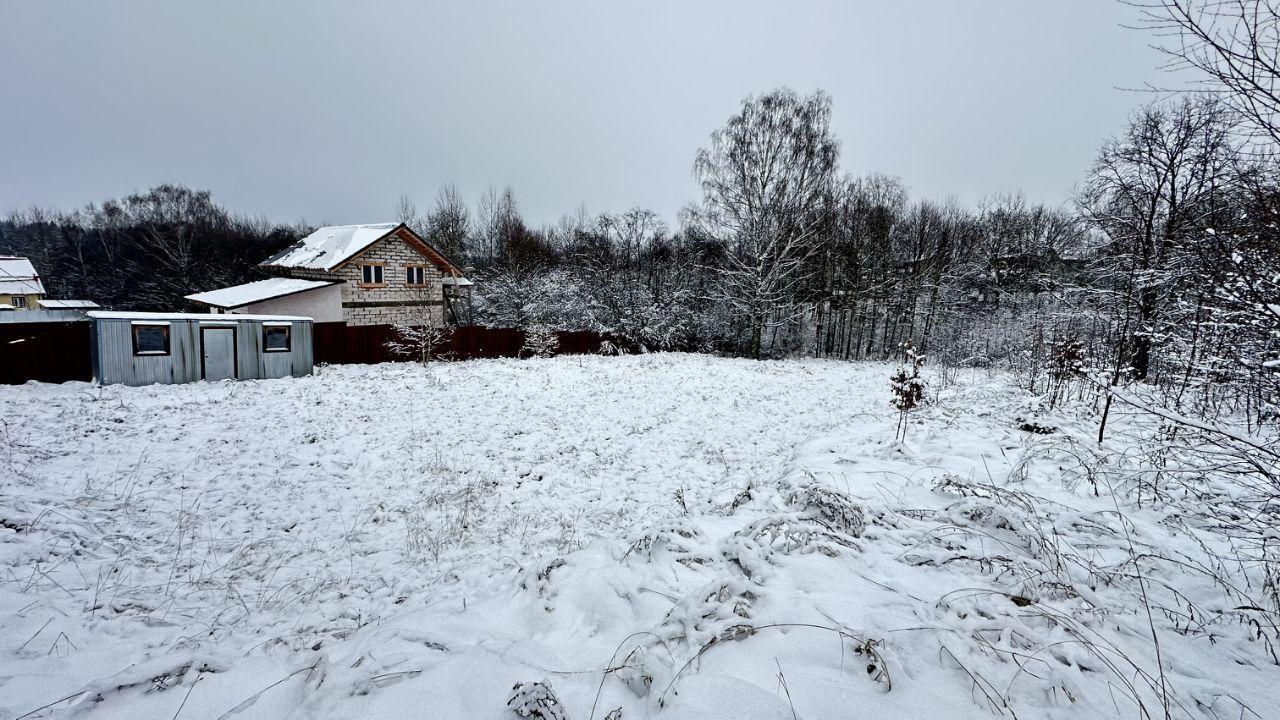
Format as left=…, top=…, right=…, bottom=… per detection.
left=406, top=265, right=426, bottom=286
left=263, top=324, right=291, bottom=352
left=360, top=264, right=384, bottom=286
left=12, top=296, right=26, bottom=308
left=131, top=323, right=170, bottom=356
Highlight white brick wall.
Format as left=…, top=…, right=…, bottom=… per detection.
left=285, top=230, right=447, bottom=326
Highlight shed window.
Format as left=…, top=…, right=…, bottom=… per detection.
left=131, top=324, right=170, bottom=356
left=12, top=296, right=26, bottom=308
left=263, top=325, right=291, bottom=352
left=360, top=264, right=384, bottom=285
left=406, top=266, right=426, bottom=286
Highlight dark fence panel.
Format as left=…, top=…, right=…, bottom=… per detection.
left=313, top=323, right=605, bottom=365
left=313, top=323, right=398, bottom=365
left=0, top=322, right=93, bottom=384
left=445, top=326, right=526, bottom=360
left=555, top=330, right=608, bottom=355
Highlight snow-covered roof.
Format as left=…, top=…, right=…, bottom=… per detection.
left=261, top=223, right=401, bottom=271
left=185, top=277, right=338, bottom=309
left=38, top=299, right=100, bottom=310
left=0, top=256, right=46, bottom=295
left=441, top=276, right=474, bottom=287
left=89, top=311, right=312, bottom=322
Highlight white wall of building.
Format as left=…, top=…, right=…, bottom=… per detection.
left=230, top=283, right=343, bottom=323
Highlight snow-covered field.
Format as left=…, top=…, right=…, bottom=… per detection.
left=1, top=355, right=1275, bottom=719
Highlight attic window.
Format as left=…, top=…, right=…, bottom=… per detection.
left=360, top=264, right=384, bottom=286
left=406, top=265, right=426, bottom=286
left=131, top=323, right=170, bottom=356
left=262, top=324, right=291, bottom=352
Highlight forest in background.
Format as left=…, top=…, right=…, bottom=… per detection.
left=3, top=7, right=1280, bottom=719
left=1, top=2, right=1276, bottom=428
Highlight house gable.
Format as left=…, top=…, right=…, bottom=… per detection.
left=334, top=225, right=460, bottom=277
left=256, top=224, right=464, bottom=327
left=261, top=223, right=461, bottom=277
left=317, top=231, right=448, bottom=327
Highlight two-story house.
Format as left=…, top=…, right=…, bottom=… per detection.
left=0, top=256, right=47, bottom=310
left=186, top=222, right=471, bottom=326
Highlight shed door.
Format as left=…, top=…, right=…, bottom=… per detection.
left=201, top=327, right=237, bottom=381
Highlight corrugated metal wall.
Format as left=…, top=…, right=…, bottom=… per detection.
left=94, top=319, right=200, bottom=385
left=93, top=318, right=313, bottom=386
left=291, top=321, right=314, bottom=376
left=0, top=310, right=92, bottom=324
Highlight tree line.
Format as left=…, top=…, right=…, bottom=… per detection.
left=0, top=186, right=303, bottom=311
left=1, top=1, right=1275, bottom=427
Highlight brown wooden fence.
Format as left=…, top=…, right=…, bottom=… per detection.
left=0, top=321, right=606, bottom=384
left=0, top=322, right=93, bottom=384
left=313, top=323, right=605, bottom=365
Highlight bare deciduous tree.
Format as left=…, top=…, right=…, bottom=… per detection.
left=397, top=193, right=424, bottom=236
left=520, top=325, right=559, bottom=359
left=1078, top=97, right=1235, bottom=380
left=385, top=285, right=454, bottom=364
left=1130, top=0, right=1280, bottom=144
left=426, top=184, right=470, bottom=264
left=386, top=323, right=452, bottom=364
left=473, top=186, right=526, bottom=268
left=693, top=88, right=839, bottom=358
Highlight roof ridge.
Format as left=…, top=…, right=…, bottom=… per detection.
left=259, top=222, right=406, bottom=272
left=314, top=221, right=399, bottom=229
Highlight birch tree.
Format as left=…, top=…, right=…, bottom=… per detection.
left=694, top=88, right=839, bottom=358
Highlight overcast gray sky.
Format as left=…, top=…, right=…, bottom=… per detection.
left=1, top=1, right=1166, bottom=227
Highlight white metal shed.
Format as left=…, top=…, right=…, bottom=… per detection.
left=88, top=311, right=314, bottom=386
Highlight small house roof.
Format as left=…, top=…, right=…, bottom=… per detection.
left=185, top=277, right=338, bottom=309
left=38, top=299, right=100, bottom=309
left=260, top=222, right=462, bottom=275
left=441, top=276, right=474, bottom=286
left=0, top=256, right=46, bottom=295
left=261, top=222, right=402, bottom=271
left=89, top=311, right=312, bottom=322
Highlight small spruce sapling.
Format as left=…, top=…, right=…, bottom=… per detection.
left=890, top=340, right=926, bottom=442
left=507, top=681, right=568, bottom=720
left=1047, top=336, right=1087, bottom=408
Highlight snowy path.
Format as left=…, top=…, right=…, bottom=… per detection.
left=0, top=356, right=1275, bottom=719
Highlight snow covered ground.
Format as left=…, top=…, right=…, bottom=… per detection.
left=0, top=355, right=1275, bottom=720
